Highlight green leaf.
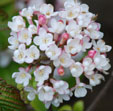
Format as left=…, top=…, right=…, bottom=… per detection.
left=73, top=101, right=84, bottom=111
left=30, top=96, right=46, bottom=111
left=0, top=62, right=20, bottom=86
left=0, top=0, right=14, bottom=6
left=0, top=9, right=8, bottom=23
left=0, top=78, right=26, bottom=111
left=58, top=105, right=72, bottom=111
left=0, top=2, right=17, bottom=49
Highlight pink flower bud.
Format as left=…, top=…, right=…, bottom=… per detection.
left=39, top=15, right=46, bottom=25
left=80, top=40, right=83, bottom=45
left=57, top=66, right=64, bottom=76
left=71, top=53, right=77, bottom=56
left=62, top=33, right=69, bottom=40
left=96, top=23, right=100, bottom=31
left=26, top=65, right=32, bottom=72
left=59, top=20, right=64, bottom=23
left=19, top=11, right=21, bottom=15
left=88, top=50, right=97, bottom=58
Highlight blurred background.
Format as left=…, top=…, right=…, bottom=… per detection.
left=0, top=0, right=113, bottom=111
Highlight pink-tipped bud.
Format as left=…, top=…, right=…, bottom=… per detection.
left=71, top=53, right=77, bottom=56
left=57, top=66, right=64, bottom=76
left=26, top=65, right=32, bottom=72
left=96, top=23, right=100, bottom=31
left=19, top=11, right=22, bottom=15
left=88, top=50, right=97, bottom=58
left=39, top=15, right=46, bottom=25
left=80, top=40, right=83, bottom=45
left=59, top=33, right=69, bottom=46
left=62, top=33, right=69, bottom=40
left=59, top=20, right=64, bottom=23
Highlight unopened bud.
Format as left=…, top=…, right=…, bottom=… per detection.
left=57, top=66, right=64, bottom=76
left=62, top=33, right=69, bottom=40
left=39, top=15, right=46, bottom=25
left=88, top=50, right=97, bottom=58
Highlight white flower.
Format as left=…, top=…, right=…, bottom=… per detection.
left=80, top=4, right=89, bottom=13
left=25, top=45, right=40, bottom=63
left=66, top=20, right=81, bottom=37
left=52, top=93, right=71, bottom=107
left=51, top=80, right=69, bottom=95
left=12, top=68, right=31, bottom=86
left=77, top=13, right=94, bottom=27
left=89, top=74, right=105, bottom=86
left=53, top=51, right=73, bottom=68
left=45, top=44, right=61, bottom=60
left=8, top=32, right=19, bottom=50
left=20, top=7, right=34, bottom=19
left=28, top=20, right=39, bottom=35
left=87, top=22, right=101, bottom=31
left=82, top=37, right=92, bottom=52
left=8, top=16, right=25, bottom=32
left=34, top=65, right=52, bottom=86
left=94, top=53, right=111, bottom=71
left=34, top=28, right=54, bottom=51
left=48, top=19, right=65, bottom=34
left=60, top=1, right=80, bottom=20
left=13, top=44, right=26, bottom=64
left=44, top=79, right=71, bottom=108
left=74, top=83, right=92, bottom=98
left=45, top=87, right=71, bottom=108
left=8, top=0, right=112, bottom=107
left=65, top=39, right=82, bottom=55
left=84, top=28, right=104, bottom=40
left=70, top=62, right=83, bottom=77
left=38, top=86, right=54, bottom=101
left=93, top=40, right=112, bottom=53
left=40, top=4, right=57, bottom=18
left=24, top=87, right=36, bottom=101
left=28, top=25, right=37, bottom=35
left=83, top=57, right=95, bottom=75
left=18, top=28, right=32, bottom=45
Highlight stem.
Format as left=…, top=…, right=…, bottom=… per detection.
left=48, top=105, right=52, bottom=111
left=86, top=71, right=113, bottom=111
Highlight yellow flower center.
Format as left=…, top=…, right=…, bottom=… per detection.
left=23, top=33, right=28, bottom=39
left=30, top=52, right=35, bottom=58
left=18, top=53, right=24, bottom=59
left=38, top=70, right=44, bottom=75
left=68, top=11, right=74, bottom=17
left=43, top=38, right=49, bottom=44
left=20, top=73, right=26, bottom=78
left=18, top=25, right=24, bottom=29
left=60, top=58, right=65, bottom=63
left=46, top=12, right=50, bottom=16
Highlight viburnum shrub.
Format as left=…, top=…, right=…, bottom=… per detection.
left=8, top=0, right=112, bottom=108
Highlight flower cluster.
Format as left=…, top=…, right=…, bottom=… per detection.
left=8, top=0, right=112, bottom=108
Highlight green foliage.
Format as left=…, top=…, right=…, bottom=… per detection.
left=0, top=0, right=14, bottom=7
left=0, top=78, right=26, bottom=111
left=0, top=62, right=20, bottom=86
left=58, top=105, right=72, bottom=111
left=30, top=96, right=46, bottom=111
left=58, top=100, right=84, bottom=111
left=73, top=101, right=84, bottom=111
left=0, top=0, right=17, bottom=49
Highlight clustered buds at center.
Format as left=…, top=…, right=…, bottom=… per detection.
left=8, top=0, right=112, bottom=109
